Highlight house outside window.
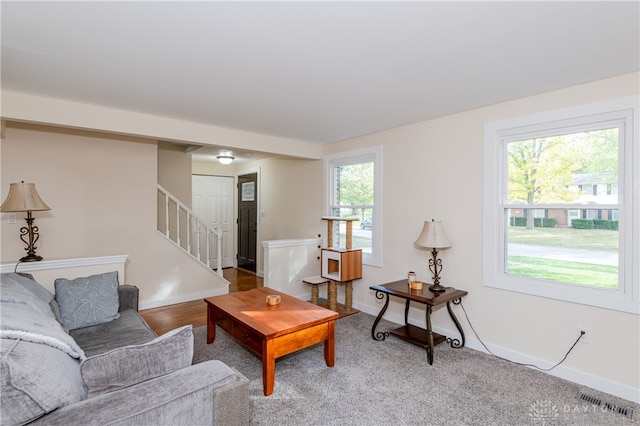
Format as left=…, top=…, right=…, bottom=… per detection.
left=324, top=146, right=382, bottom=267
left=483, top=96, right=638, bottom=313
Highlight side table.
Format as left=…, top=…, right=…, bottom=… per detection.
left=370, top=280, right=468, bottom=364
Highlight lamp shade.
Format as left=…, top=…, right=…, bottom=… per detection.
left=414, top=220, right=452, bottom=249
left=0, top=182, right=51, bottom=212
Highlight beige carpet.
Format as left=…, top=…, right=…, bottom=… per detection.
left=192, top=312, right=638, bottom=425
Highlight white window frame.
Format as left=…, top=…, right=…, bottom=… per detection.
left=324, top=146, right=383, bottom=267
left=483, top=96, right=639, bottom=314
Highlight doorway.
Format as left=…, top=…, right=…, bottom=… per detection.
left=237, top=172, right=258, bottom=272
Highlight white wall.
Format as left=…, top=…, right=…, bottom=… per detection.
left=262, top=238, right=322, bottom=298
left=323, top=72, right=640, bottom=402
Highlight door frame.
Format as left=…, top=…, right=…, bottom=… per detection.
left=235, top=166, right=262, bottom=276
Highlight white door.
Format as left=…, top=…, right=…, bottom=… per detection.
left=192, top=175, right=234, bottom=268
left=568, top=209, right=580, bottom=227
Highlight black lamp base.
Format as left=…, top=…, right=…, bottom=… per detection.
left=429, top=283, right=447, bottom=293
left=20, top=253, right=43, bottom=262
left=18, top=211, right=44, bottom=262
left=428, top=248, right=447, bottom=293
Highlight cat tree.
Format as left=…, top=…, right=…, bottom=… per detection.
left=303, top=216, right=362, bottom=316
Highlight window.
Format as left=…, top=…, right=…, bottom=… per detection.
left=483, top=96, right=638, bottom=313
left=324, top=146, right=382, bottom=267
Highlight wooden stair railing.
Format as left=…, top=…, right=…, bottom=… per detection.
left=157, top=184, right=223, bottom=276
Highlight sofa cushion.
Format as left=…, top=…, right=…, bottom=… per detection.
left=80, top=325, right=193, bottom=397
left=55, top=271, right=121, bottom=331
left=1, top=339, right=86, bottom=425
left=70, top=309, right=157, bottom=357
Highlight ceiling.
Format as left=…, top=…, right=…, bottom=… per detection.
left=1, top=1, right=638, bottom=161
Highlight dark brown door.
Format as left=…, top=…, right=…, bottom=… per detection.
left=237, top=173, right=257, bottom=272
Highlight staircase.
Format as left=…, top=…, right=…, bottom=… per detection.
left=157, top=184, right=224, bottom=276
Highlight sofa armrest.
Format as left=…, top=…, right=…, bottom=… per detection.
left=30, top=361, right=250, bottom=426
left=118, top=285, right=139, bottom=312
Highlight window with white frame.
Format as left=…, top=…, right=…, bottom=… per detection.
left=324, top=146, right=382, bottom=267
left=483, top=96, right=638, bottom=313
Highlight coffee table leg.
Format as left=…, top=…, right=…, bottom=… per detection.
left=263, top=340, right=275, bottom=396
left=324, top=320, right=335, bottom=367
left=206, top=304, right=217, bottom=344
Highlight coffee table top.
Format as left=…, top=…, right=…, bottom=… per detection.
left=205, top=287, right=338, bottom=339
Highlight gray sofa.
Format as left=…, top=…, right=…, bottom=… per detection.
left=0, top=272, right=250, bottom=426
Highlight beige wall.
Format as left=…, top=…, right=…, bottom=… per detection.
left=255, top=156, right=324, bottom=242
left=324, top=72, right=640, bottom=401
left=192, top=155, right=324, bottom=276
left=2, top=90, right=324, bottom=160
left=192, top=159, right=236, bottom=177
left=234, top=156, right=324, bottom=275
left=157, top=141, right=193, bottom=206
left=0, top=123, right=229, bottom=307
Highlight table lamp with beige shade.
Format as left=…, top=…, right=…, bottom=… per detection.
left=0, top=181, right=51, bottom=262
left=414, top=219, right=452, bottom=293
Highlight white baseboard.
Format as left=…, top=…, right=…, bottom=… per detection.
left=139, top=287, right=228, bottom=310
left=352, top=301, right=640, bottom=404
left=462, top=339, right=640, bottom=404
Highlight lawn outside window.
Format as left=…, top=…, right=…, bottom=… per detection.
left=324, top=146, right=382, bottom=267
left=483, top=96, right=639, bottom=314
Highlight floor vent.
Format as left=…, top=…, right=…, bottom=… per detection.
left=576, top=392, right=634, bottom=419
left=576, top=392, right=602, bottom=406
left=603, top=402, right=634, bottom=419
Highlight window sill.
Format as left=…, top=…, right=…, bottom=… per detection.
left=483, top=275, right=639, bottom=314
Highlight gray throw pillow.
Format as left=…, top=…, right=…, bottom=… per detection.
left=55, top=271, right=121, bottom=331
left=80, top=325, right=194, bottom=397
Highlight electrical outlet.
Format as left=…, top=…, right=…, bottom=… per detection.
left=577, top=327, right=589, bottom=344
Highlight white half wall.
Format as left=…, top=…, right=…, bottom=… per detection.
left=262, top=238, right=322, bottom=299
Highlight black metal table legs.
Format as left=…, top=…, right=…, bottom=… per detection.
left=446, top=298, right=465, bottom=349
left=371, top=290, right=390, bottom=341
left=371, top=293, right=466, bottom=365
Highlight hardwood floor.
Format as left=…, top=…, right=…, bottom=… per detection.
left=139, top=268, right=263, bottom=335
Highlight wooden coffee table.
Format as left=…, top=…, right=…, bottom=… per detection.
left=205, top=287, right=339, bottom=396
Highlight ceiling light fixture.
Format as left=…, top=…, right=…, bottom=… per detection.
left=217, top=155, right=234, bottom=165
